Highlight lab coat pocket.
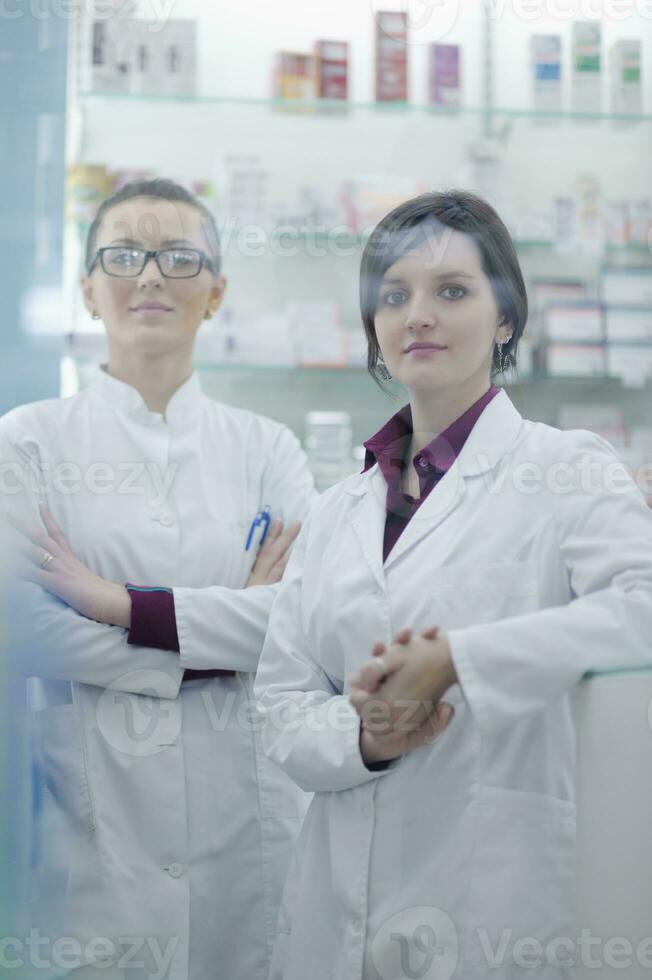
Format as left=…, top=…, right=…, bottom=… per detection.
left=464, top=784, right=576, bottom=968
left=32, top=703, right=96, bottom=835
left=430, top=561, right=539, bottom=629
left=31, top=703, right=96, bottom=885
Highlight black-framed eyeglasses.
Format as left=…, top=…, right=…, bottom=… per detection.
left=88, top=246, right=217, bottom=279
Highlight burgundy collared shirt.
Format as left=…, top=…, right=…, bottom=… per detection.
left=363, top=385, right=500, bottom=560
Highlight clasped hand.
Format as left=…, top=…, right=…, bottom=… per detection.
left=347, top=626, right=458, bottom=766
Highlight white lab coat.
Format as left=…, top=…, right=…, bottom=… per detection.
left=0, top=366, right=316, bottom=980
left=255, top=387, right=652, bottom=980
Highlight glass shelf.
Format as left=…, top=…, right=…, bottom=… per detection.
left=259, top=230, right=650, bottom=256
left=78, top=90, right=652, bottom=125
left=193, top=364, right=652, bottom=382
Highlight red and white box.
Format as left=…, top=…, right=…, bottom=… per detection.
left=315, top=41, right=349, bottom=100
left=375, top=11, right=408, bottom=102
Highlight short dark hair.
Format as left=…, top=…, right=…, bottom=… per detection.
left=85, top=177, right=221, bottom=276
left=359, top=189, right=528, bottom=386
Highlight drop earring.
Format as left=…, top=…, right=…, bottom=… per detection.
left=496, top=335, right=513, bottom=373
left=377, top=359, right=392, bottom=381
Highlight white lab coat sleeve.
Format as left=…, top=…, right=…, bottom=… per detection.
left=0, top=425, right=184, bottom=699
left=447, top=431, right=652, bottom=737
left=173, top=423, right=318, bottom=673
left=254, top=510, right=391, bottom=793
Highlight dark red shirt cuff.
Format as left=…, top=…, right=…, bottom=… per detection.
left=125, top=584, right=235, bottom=679
left=126, top=585, right=180, bottom=651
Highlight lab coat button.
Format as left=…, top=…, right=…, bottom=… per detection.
left=351, top=915, right=363, bottom=933
left=158, top=512, right=174, bottom=527
left=167, top=863, right=184, bottom=878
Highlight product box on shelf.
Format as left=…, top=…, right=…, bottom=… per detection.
left=375, top=11, right=408, bottom=102
left=610, top=39, right=642, bottom=115
left=217, top=154, right=270, bottom=230
left=571, top=22, right=602, bottom=113
left=77, top=16, right=133, bottom=93
left=66, top=164, right=113, bottom=228
left=606, top=344, right=652, bottom=386
left=531, top=35, right=562, bottom=113
left=429, top=44, right=461, bottom=108
left=627, top=199, right=652, bottom=246
left=605, top=200, right=631, bottom=247
left=305, top=411, right=356, bottom=492
left=154, top=20, right=197, bottom=97
left=274, top=52, right=318, bottom=100
left=551, top=197, right=578, bottom=247
left=350, top=175, right=424, bottom=234
left=218, top=312, right=296, bottom=367
left=315, top=41, right=349, bottom=100
left=544, top=303, right=603, bottom=343
left=605, top=308, right=652, bottom=343
left=287, top=302, right=348, bottom=367
left=601, top=268, right=652, bottom=306
left=531, top=279, right=589, bottom=311
left=605, top=197, right=652, bottom=247
left=546, top=343, right=606, bottom=377
left=557, top=403, right=627, bottom=448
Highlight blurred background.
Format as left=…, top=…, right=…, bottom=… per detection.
left=4, top=1, right=652, bottom=485
left=2, top=0, right=652, bottom=960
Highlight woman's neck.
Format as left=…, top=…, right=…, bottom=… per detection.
left=106, top=348, right=194, bottom=416
left=408, top=377, right=492, bottom=458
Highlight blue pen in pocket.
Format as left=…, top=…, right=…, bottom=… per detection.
left=245, top=505, right=272, bottom=551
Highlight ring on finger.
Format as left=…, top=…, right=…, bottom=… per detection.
left=374, top=655, right=388, bottom=679
left=40, top=551, right=55, bottom=570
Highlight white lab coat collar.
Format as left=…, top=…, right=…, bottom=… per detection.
left=88, top=364, right=206, bottom=426
left=345, top=387, right=525, bottom=577
left=347, top=387, right=524, bottom=496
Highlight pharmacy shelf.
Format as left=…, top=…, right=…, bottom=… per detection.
left=244, top=230, right=651, bottom=256
left=195, top=366, right=652, bottom=445
left=78, top=90, right=652, bottom=125
left=67, top=351, right=652, bottom=444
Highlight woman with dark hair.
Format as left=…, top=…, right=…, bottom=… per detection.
left=3, top=178, right=316, bottom=979
left=255, top=190, right=652, bottom=979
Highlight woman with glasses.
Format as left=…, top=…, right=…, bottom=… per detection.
left=2, top=178, right=316, bottom=979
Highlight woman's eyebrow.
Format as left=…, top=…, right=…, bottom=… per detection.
left=107, top=237, right=196, bottom=247
left=381, top=270, right=477, bottom=283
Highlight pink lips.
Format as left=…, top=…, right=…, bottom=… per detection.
left=131, top=302, right=173, bottom=317
left=404, top=342, right=447, bottom=358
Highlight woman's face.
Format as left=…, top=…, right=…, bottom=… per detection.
left=81, top=196, right=225, bottom=356
left=373, top=226, right=511, bottom=394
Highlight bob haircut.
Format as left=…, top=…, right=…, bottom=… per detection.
left=359, top=190, right=528, bottom=386
left=85, top=177, right=222, bottom=277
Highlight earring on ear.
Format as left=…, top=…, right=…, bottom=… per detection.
left=496, top=333, right=513, bottom=373
left=204, top=308, right=214, bottom=320
left=377, top=360, right=392, bottom=381
left=91, top=311, right=101, bottom=321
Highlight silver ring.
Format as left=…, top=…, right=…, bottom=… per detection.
left=40, top=551, right=55, bottom=570
left=374, top=656, right=388, bottom=678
